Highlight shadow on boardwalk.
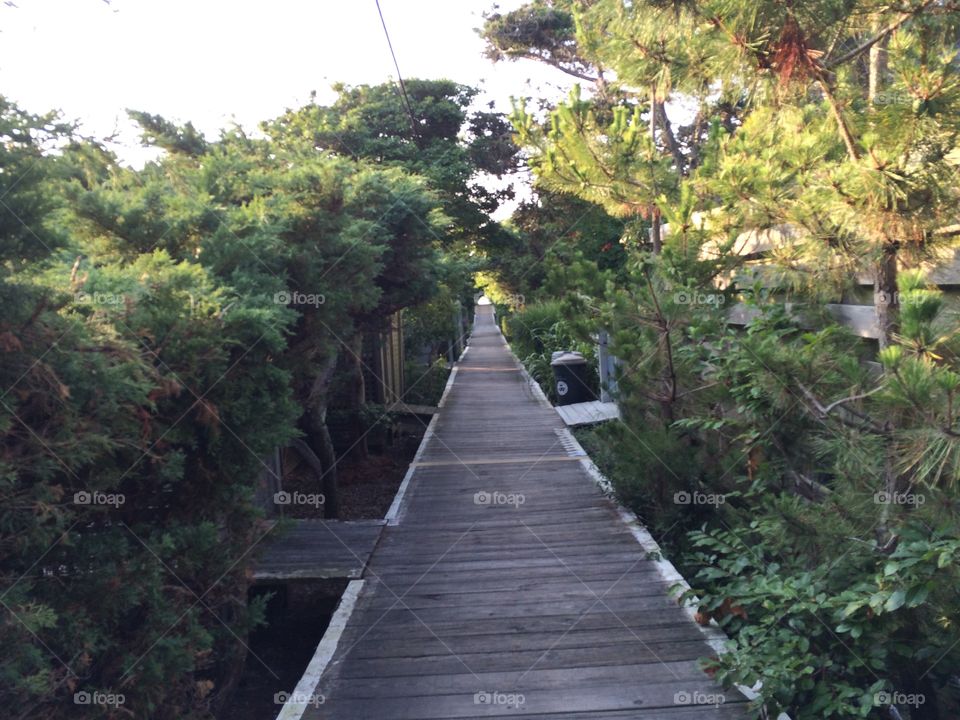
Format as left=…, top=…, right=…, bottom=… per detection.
left=303, top=304, right=748, bottom=719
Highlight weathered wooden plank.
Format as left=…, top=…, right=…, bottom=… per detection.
left=348, top=611, right=712, bottom=643
left=388, top=402, right=440, bottom=416
left=450, top=708, right=749, bottom=720
left=342, top=594, right=683, bottom=629
left=410, top=454, right=581, bottom=467
left=341, top=638, right=715, bottom=676
left=353, top=568, right=666, bottom=599
left=315, top=679, right=743, bottom=720
left=556, top=400, right=621, bottom=427
left=252, top=519, right=384, bottom=581
left=380, top=507, right=620, bottom=530
left=325, top=661, right=718, bottom=698
left=359, top=561, right=663, bottom=591
left=365, top=552, right=649, bottom=578
left=359, top=580, right=681, bottom=611
left=345, top=625, right=710, bottom=661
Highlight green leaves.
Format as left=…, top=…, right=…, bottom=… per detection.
left=266, top=79, right=513, bottom=250
left=683, top=522, right=960, bottom=718
left=513, top=87, right=679, bottom=219
left=497, top=2, right=960, bottom=718
left=1, top=92, right=465, bottom=718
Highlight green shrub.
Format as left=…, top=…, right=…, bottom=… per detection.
left=506, top=301, right=599, bottom=402
left=403, top=360, right=451, bottom=407
left=0, top=96, right=444, bottom=719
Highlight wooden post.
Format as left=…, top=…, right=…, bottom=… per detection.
left=598, top=332, right=611, bottom=403
left=597, top=331, right=620, bottom=403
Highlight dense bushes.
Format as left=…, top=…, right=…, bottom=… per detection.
left=571, top=281, right=960, bottom=718
left=500, top=1, right=960, bottom=715
left=0, top=94, right=454, bottom=718
left=504, top=300, right=598, bottom=402
left=1, top=111, right=293, bottom=717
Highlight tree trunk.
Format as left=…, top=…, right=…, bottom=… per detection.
left=863, top=0, right=902, bottom=533
left=817, top=73, right=861, bottom=162
left=305, top=352, right=340, bottom=518
left=874, top=240, right=899, bottom=546
left=209, top=591, right=250, bottom=715
left=658, top=324, right=676, bottom=424
left=874, top=242, right=899, bottom=349
left=868, top=32, right=889, bottom=105
left=650, top=210, right=662, bottom=254
left=346, top=333, right=368, bottom=461
left=654, top=102, right=685, bottom=175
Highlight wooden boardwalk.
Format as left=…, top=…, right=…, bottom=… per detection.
left=302, top=305, right=747, bottom=719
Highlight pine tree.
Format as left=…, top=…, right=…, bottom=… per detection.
left=501, top=2, right=960, bottom=714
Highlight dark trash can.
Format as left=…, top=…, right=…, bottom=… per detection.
left=550, top=351, right=594, bottom=405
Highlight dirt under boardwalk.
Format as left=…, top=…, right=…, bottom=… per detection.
left=302, top=304, right=749, bottom=719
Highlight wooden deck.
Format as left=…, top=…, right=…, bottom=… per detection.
left=253, top=519, right=384, bottom=581
left=300, top=305, right=748, bottom=719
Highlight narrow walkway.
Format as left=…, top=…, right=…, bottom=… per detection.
left=305, top=306, right=746, bottom=718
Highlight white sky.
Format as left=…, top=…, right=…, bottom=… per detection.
left=0, top=0, right=576, bottom=212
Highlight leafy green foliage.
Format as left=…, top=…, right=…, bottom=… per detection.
left=505, top=300, right=598, bottom=402
left=266, top=79, right=518, bottom=248
left=684, top=520, right=960, bottom=718
left=481, top=1, right=591, bottom=81
left=0, top=90, right=470, bottom=719
left=486, top=190, right=627, bottom=303
left=501, top=1, right=960, bottom=716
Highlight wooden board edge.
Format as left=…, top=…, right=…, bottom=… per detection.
left=555, top=427, right=790, bottom=720
left=499, top=324, right=559, bottom=413
left=274, top=579, right=366, bottom=720
left=384, top=343, right=468, bottom=526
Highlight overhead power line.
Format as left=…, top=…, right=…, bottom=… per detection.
left=375, top=0, right=419, bottom=140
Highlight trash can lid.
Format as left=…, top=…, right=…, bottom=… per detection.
left=551, top=350, right=586, bottom=366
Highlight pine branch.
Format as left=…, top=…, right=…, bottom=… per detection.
left=823, top=21, right=847, bottom=61
left=888, top=365, right=960, bottom=436
left=516, top=50, right=601, bottom=84
left=821, top=386, right=883, bottom=415
left=814, top=70, right=861, bottom=163
left=825, top=0, right=936, bottom=69
left=643, top=268, right=677, bottom=406
left=933, top=224, right=960, bottom=237
left=795, top=380, right=886, bottom=433
left=675, top=381, right=721, bottom=399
